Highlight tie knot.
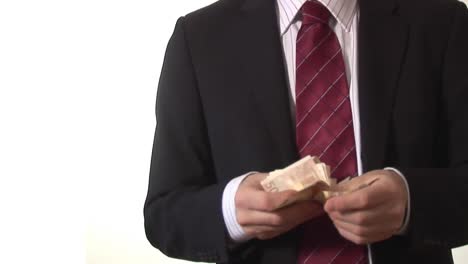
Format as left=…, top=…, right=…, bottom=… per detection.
left=300, top=0, right=331, bottom=25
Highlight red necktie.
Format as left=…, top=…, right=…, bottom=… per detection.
left=295, top=1, right=367, bottom=263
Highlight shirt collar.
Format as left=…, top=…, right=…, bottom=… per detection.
left=277, top=0, right=357, bottom=35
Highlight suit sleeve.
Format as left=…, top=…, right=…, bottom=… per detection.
left=143, top=17, right=231, bottom=262
left=399, top=2, right=468, bottom=249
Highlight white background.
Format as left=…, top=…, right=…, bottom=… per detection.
left=0, top=1, right=467, bottom=263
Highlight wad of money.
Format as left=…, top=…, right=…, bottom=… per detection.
left=260, top=155, right=377, bottom=209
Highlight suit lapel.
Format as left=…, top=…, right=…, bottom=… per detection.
left=236, top=0, right=299, bottom=167
left=227, top=0, right=300, bottom=262
left=358, top=0, right=409, bottom=170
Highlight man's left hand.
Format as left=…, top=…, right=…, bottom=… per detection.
left=324, top=170, right=408, bottom=245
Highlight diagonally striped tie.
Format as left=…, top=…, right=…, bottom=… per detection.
left=295, top=1, right=367, bottom=264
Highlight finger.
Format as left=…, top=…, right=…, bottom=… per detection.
left=327, top=202, right=403, bottom=234
left=237, top=209, right=286, bottom=227
left=244, top=173, right=282, bottom=191
left=332, top=218, right=392, bottom=239
left=253, top=202, right=325, bottom=240
left=335, top=223, right=392, bottom=245
left=335, top=226, right=370, bottom=245
left=324, top=183, right=386, bottom=212
left=236, top=188, right=297, bottom=211
left=327, top=206, right=387, bottom=226
left=242, top=225, right=279, bottom=236
left=238, top=200, right=323, bottom=227
left=256, top=224, right=295, bottom=240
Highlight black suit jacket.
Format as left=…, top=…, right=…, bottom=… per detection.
left=144, top=0, right=468, bottom=263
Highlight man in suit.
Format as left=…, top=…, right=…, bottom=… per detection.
left=144, top=0, right=468, bottom=263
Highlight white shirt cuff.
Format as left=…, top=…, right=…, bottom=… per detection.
left=384, top=167, right=411, bottom=235
left=222, top=172, right=257, bottom=242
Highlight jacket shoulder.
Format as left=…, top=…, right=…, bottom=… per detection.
left=171, top=0, right=248, bottom=56
left=397, top=0, right=467, bottom=23
left=183, top=0, right=244, bottom=29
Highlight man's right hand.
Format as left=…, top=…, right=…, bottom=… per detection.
left=235, top=173, right=324, bottom=240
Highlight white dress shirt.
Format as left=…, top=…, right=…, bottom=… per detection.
left=221, top=0, right=411, bottom=260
